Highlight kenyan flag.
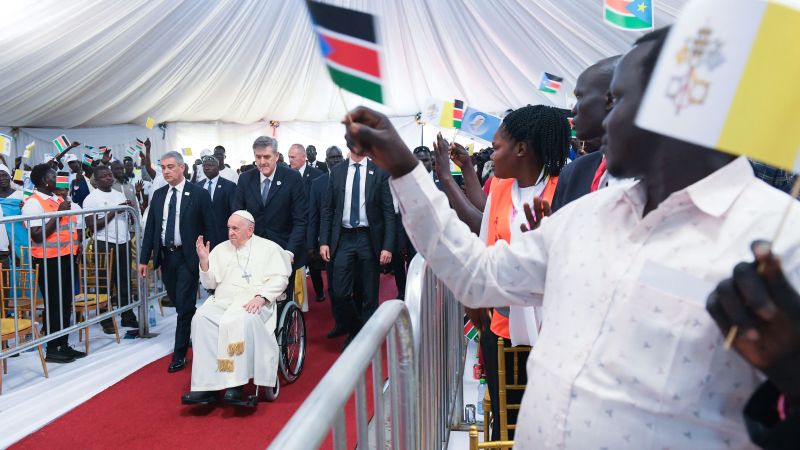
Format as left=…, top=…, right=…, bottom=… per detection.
left=604, top=0, right=653, bottom=31
left=306, top=1, right=383, bottom=103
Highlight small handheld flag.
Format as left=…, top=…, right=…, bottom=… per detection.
left=459, top=107, right=503, bottom=142
left=0, top=134, right=11, bottom=156
left=183, top=148, right=193, bottom=156
left=55, top=173, right=70, bottom=189
left=135, top=139, right=144, bottom=151
left=538, top=72, right=564, bottom=95
left=24, top=142, right=35, bottom=159
left=438, top=101, right=455, bottom=129
left=53, top=135, right=71, bottom=153
left=636, top=0, right=800, bottom=172
left=126, top=147, right=137, bottom=157
left=306, top=0, right=383, bottom=104
left=145, top=117, right=155, bottom=129
left=81, top=154, right=94, bottom=166
left=464, top=321, right=479, bottom=342
left=603, top=0, right=654, bottom=31
left=13, top=169, right=24, bottom=182
left=453, top=99, right=465, bottom=128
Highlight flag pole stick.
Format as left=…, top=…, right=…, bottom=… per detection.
left=338, top=88, right=353, bottom=125
left=724, top=174, right=800, bottom=350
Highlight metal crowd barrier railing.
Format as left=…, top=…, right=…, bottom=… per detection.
left=269, top=300, right=417, bottom=450
left=0, top=204, right=164, bottom=364
left=271, top=255, right=467, bottom=449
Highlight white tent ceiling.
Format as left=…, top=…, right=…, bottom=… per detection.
left=0, top=0, right=687, bottom=129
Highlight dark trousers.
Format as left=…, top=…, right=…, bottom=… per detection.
left=331, top=228, right=379, bottom=332
left=94, top=240, right=132, bottom=307
left=309, top=261, right=325, bottom=300
left=392, top=212, right=408, bottom=299
left=160, top=248, right=198, bottom=358
left=480, top=327, right=529, bottom=441
left=33, top=254, right=75, bottom=352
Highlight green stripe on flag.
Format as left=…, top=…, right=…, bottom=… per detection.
left=604, top=7, right=652, bottom=29
left=539, top=86, right=559, bottom=95
left=454, top=119, right=462, bottom=128
left=327, top=66, right=383, bottom=103
left=465, top=327, right=479, bottom=342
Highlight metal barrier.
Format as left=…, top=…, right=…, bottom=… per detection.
left=272, top=255, right=467, bottom=449
left=405, top=254, right=468, bottom=449
left=269, top=300, right=417, bottom=450
left=0, top=204, right=163, bottom=362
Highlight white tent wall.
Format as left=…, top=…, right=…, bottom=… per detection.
left=0, top=0, right=686, bottom=129
left=10, top=116, right=435, bottom=169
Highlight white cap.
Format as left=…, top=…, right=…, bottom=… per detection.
left=231, top=210, right=255, bottom=224
left=63, top=154, right=78, bottom=163
left=0, top=164, right=10, bottom=175
left=200, top=148, right=213, bottom=157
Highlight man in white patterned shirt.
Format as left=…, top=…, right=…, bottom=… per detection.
left=339, top=27, right=800, bottom=449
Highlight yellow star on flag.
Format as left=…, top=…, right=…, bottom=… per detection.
left=638, top=2, right=647, bottom=12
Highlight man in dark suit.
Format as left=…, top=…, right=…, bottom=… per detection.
left=288, top=143, right=324, bottom=194
left=551, top=55, right=620, bottom=212
left=138, top=151, right=215, bottom=373
left=319, top=150, right=395, bottom=349
left=233, top=136, right=308, bottom=297
left=197, top=155, right=236, bottom=245
left=307, top=146, right=344, bottom=305
left=306, top=145, right=328, bottom=173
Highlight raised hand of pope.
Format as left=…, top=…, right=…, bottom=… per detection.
left=196, top=235, right=210, bottom=271
left=344, top=107, right=419, bottom=178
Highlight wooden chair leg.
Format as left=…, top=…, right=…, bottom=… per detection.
left=112, top=316, right=120, bottom=344
left=84, top=324, right=89, bottom=355
left=158, top=298, right=164, bottom=317
left=34, top=328, right=48, bottom=378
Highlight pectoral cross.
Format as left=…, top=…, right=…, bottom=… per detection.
left=242, top=271, right=252, bottom=284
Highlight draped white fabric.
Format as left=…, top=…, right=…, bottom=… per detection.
left=0, top=0, right=686, bottom=130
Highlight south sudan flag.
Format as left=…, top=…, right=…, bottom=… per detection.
left=603, top=0, right=653, bottom=31
left=306, top=1, right=383, bottom=103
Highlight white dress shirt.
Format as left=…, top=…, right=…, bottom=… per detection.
left=160, top=178, right=186, bottom=247
left=391, top=156, right=800, bottom=449
left=342, top=159, right=369, bottom=228
left=219, top=166, right=239, bottom=184
left=298, top=163, right=307, bottom=177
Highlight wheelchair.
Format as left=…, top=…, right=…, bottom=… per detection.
left=230, top=291, right=306, bottom=407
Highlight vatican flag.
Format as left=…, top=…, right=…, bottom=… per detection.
left=636, top=0, right=800, bottom=172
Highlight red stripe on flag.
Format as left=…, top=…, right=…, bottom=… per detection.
left=606, top=0, right=632, bottom=14
left=321, top=33, right=381, bottom=78
left=453, top=110, right=463, bottom=120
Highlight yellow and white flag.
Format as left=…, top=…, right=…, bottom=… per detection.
left=636, top=0, right=800, bottom=172
left=0, top=134, right=11, bottom=155
left=24, top=141, right=35, bottom=159
left=145, top=116, right=156, bottom=129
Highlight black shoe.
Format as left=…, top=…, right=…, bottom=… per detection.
left=45, top=349, right=75, bottom=363
left=63, top=345, right=87, bottom=359
left=343, top=333, right=356, bottom=351
left=181, top=391, right=217, bottom=405
left=315, top=294, right=325, bottom=303
left=222, top=386, right=244, bottom=404
left=326, top=325, right=347, bottom=339
left=161, top=298, right=175, bottom=308
left=168, top=356, right=186, bottom=373
left=121, top=311, right=139, bottom=328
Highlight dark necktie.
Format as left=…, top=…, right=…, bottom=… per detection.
left=261, top=178, right=271, bottom=206
left=165, top=187, right=177, bottom=247
left=206, top=179, right=213, bottom=199
left=350, top=163, right=361, bottom=227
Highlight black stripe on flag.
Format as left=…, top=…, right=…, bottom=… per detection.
left=306, top=0, right=376, bottom=43
left=454, top=99, right=464, bottom=109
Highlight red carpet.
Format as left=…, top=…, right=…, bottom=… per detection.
left=13, top=273, right=399, bottom=449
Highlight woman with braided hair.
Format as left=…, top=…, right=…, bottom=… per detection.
left=470, top=104, right=570, bottom=440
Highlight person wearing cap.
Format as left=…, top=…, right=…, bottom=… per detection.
left=181, top=210, right=291, bottom=405
left=64, top=153, right=91, bottom=207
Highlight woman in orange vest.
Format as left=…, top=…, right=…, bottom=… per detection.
left=476, top=105, right=571, bottom=440
left=21, top=164, right=85, bottom=364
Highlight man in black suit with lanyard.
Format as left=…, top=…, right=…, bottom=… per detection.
left=198, top=154, right=235, bottom=245
left=139, top=151, right=215, bottom=373
left=233, top=136, right=307, bottom=299
left=319, top=146, right=394, bottom=349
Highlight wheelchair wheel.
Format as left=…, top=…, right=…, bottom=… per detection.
left=277, top=301, right=306, bottom=383
left=264, top=381, right=280, bottom=402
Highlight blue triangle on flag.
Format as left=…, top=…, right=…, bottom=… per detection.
left=315, top=31, right=333, bottom=58
left=626, top=0, right=653, bottom=24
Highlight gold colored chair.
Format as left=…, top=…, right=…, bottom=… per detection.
left=74, top=248, right=120, bottom=354
left=0, top=265, right=47, bottom=394
left=0, top=265, right=43, bottom=324
left=469, top=425, right=513, bottom=450
left=483, top=337, right=531, bottom=443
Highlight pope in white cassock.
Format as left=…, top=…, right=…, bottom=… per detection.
left=181, top=210, right=292, bottom=405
